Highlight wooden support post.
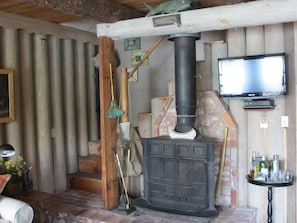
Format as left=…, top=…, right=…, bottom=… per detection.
left=99, top=36, right=119, bottom=210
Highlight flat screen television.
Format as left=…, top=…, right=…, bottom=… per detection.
left=218, top=53, right=286, bottom=99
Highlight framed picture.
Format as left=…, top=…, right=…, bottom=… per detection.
left=0, top=69, right=15, bottom=123
left=131, top=51, right=149, bottom=66
left=124, top=37, right=141, bottom=51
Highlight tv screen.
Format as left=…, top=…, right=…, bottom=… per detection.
left=218, top=53, right=286, bottom=99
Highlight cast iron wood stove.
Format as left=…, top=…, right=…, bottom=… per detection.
left=134, top=136, right=218, bottom=217
left=133, top=34, right=218, bottom=217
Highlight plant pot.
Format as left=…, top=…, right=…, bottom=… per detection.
left=4, top=180, right=21, bottom=196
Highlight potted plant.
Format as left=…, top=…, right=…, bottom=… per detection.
left=0, top=156, right=32, bottom=194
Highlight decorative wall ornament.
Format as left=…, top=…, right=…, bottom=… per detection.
left=127, top=68, right=138, bottom=82
left=124, top=37, right=141, bottom=51
left=131, top=51, right=149, bottom=66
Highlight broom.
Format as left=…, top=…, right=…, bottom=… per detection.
left=106, top=63, right=124, bottom=118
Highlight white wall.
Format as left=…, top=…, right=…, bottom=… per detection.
left=114, top=36, right=174, bottom=126
left=114, top=24, right=296, bottom=222
left=200, top=23, right=297, bottom=223
left=114, top=31, right=225, bottom=126
left=224, top=24, right=296, bottom=223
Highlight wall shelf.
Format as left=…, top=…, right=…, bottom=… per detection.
left=243, top=99, right=275, bottom=110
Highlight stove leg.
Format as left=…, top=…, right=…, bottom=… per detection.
left=267, top=186, right=272, bottom=223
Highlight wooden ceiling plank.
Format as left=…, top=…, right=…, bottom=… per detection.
left=14, top=0, right=145, bottom=22
left=40, top=14, right=81, bottom=24
left=20, top=7, right=75, bottom=18
left=115, top=0, right=164, bottom=10
left=0, top=0, right=258, bottom=24
left=5, top=4, right=43, bottom=14
left=0, top=2, right=27, bottom=10
left=0, top=1, right=81, bottom=23
left=0, top=0, right=25, bottom=9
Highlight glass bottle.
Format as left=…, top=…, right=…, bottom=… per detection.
left=260, top=156, right=269, bottom=180
left=249, top=151, right=257, bottom=179
left=272, top=155, right=279, bottom=174
left=271, top=154, right=280, bottom=181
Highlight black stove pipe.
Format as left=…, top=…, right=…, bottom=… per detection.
left=169, top=34, right=200, bottom=133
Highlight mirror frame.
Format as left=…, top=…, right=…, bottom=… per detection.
left=0, top=69, right=15, bottom=123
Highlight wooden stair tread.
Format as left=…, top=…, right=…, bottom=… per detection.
left=67, top=172, right=101, bottom=179
left=78, top=154, right=101, bottom=160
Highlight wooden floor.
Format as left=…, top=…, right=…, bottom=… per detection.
left=12, top=189, right=256, bottom=223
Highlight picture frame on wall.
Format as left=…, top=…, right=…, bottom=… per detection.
left=131, top=51, right=149, bottom=66
left=0, top=69, right=15, bottom=123
left=124, top=37, right=141, bottom=51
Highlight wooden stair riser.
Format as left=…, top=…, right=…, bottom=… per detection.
left=78, top=156, right=101, bottom=175
left=88, top=140, right=101, bottom=156
left=67, top=174, right=102, bottom=194
left=67, top=141, right=102, bottom=193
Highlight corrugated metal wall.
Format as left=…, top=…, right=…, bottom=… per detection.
left=0, top=26, right=99, bottom=193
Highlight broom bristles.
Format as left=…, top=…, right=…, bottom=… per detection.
left=106, top=101, right=125, bottom=118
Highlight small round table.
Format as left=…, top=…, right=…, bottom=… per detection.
left=246, top=175, right=293, bottom=223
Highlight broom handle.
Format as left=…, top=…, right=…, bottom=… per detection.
left=128, top=35, right=165, bottom=78
left=120, top=68, right=129, bottom=123
left=215, top=127, right=229, bottom=204
left=109, top=63, right=115, bottom=101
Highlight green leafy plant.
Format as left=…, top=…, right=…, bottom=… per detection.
left=0, top=156, right=31, bottom=183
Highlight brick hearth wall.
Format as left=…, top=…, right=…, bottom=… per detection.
left=152, top=90, right=238, bottom=207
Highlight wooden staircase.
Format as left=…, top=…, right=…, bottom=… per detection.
left=66, top=140, right=102, bottom=194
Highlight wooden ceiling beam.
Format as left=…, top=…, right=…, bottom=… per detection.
left=97, top=0, right=297, bottom=39
left=17, top=0, right=145, bottom=22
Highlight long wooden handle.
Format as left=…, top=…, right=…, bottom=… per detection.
left=215, top=127, right=229, bottom=204
left=128, top=35, right=165, bottom=78
left=120, top=67, right=129, bottom=123
left=109, top=63, right=115, bottom=101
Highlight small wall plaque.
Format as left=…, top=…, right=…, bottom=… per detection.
left=124, top=37, right=141, bottom=51
left=131, top=51, right=149, bottom=66
left=127, top=68, right=138, bottom=82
